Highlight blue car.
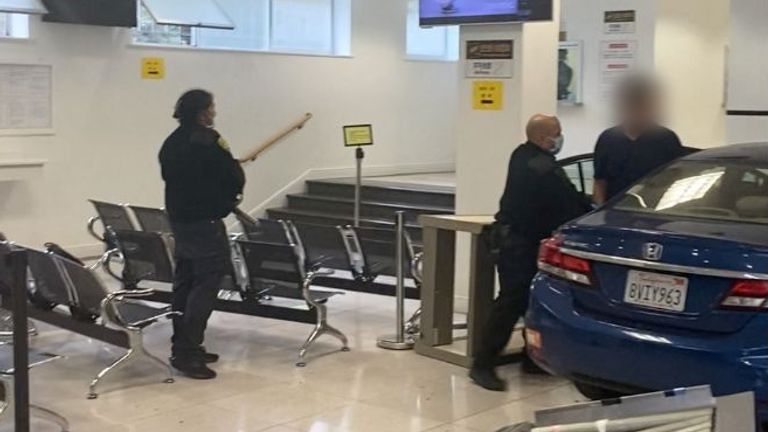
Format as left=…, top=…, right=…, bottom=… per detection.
left=526, top=143, right=768, bottom=428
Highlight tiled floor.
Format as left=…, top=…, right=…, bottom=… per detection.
left=11, top=291, right=584, bottom=431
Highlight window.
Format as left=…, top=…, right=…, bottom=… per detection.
left=406, top=0, right=459, bottom=61
left=0, top=13, right=29, bottom=38
left=134, top=0, right=351, bottom=56
left=135, top=5, right=192, bottom=46
left=613, top=161, right=768, bottom=224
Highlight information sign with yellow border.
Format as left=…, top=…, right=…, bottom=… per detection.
left=343, top=124, right=374, bottom=147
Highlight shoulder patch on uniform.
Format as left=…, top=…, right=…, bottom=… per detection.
left=528, top=154, right=556, bottom=175
left=217, top=137, right=230, bottom=151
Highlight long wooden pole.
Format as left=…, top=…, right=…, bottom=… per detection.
left=239, top=113, right=313, bottom=164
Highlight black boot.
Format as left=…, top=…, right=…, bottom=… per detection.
left=469, top=366, right=507, bottom=392
left=171, top=357, right=217, bottom=380
left=199, top=347, right=219, bottom=364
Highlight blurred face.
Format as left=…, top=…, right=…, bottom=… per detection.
left=199, top=102, right=216, bottom=128
left=623, top=95, right=659, bottom=129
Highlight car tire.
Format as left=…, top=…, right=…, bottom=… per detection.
left=573, top=381, right=625, bottom=401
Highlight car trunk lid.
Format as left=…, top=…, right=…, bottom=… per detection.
left=558, top=210, right=768, bottom=334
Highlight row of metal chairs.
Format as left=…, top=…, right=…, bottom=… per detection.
left=233, top=211, right=425, bottom=336
left=106, top=227, right=350, bottom=366
left=0, top=239, right=176, bottom=400
left=88, top=200, right=421, bottom=364
left=234, top=209, right=422, bottom=285
left=87, top=199, right=422, bottom=288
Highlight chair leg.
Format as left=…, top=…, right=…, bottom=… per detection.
left=88, top=328, right=175, bottom=399
left=141, top=349, right=175, bottom=384
left=31, top=405, right=69, bottom=431
left=405, top=308, right=421, bottom=336
left=296, top=280, right=350, bottom=367
left=296, top=325, right=322, bottom=367
left=88, top=349, right=137, bottom=399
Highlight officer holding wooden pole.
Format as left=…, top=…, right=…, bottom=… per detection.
left=159, top=89, right=245, bottom=380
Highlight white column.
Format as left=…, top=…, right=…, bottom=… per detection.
left=453, top=5, right=560, bottom=310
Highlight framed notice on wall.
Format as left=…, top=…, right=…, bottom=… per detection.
left=0, top=64, right=53, bottom=133
left=604, top=10, right=636, bottom=34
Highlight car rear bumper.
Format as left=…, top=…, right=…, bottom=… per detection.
left=525, top=274, right=768, bottom=420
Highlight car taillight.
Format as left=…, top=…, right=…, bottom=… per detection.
left=721, top=280, right=768, bottom=310
left=538, top=235, right=593, bottom=286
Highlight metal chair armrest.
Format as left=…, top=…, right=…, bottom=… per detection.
left=411, top=251, right=424, bottom=284
left=87, top=217, right=105, bottom=242
left=301, top=269, right=341, bottom=308
left=129, top=310, right=180, bottom=328
left=101, top=249, right=124, bottom=282
left=105, top=289, right=154, bottom=303
left=310, top=268, right=335, bottom=278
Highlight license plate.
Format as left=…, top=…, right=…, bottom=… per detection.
left=624, top=270, right=688, bottom=312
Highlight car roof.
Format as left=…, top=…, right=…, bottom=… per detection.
left=685, top=142, right=768, bottom=163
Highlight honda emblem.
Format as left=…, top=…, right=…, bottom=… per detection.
left=643, top=243, right=664, bottom=261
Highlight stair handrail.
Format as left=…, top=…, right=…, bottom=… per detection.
left=239, top=113, right=313, bottom=164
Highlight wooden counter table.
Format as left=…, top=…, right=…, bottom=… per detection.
left=415, top=214, right=499, bottom=367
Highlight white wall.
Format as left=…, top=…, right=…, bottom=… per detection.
left=727, top=0, right=768, bottom=144
left=558, top=0, right=657, bottom=157
left=0, top=0, right=459, bottom=254
left=655, top=0, right=728, bottom=149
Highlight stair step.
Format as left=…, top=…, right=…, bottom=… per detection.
left=265, top=208, right=423, bottom=242
left=286, top=194, right=451, bottom=224
left=306, top=179, right=455, bottom=209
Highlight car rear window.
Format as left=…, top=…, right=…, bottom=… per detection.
left=612, top=160, right=768, bottom=224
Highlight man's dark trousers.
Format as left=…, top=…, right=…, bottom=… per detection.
left=170, top=219, right=230, bottom=360
left=474, top=238, right=539, bottom=368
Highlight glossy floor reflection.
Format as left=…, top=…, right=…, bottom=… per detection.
left=9, top=291, right=584, bottom=431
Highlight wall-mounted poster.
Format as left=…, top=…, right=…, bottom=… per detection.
left=558, top=41, right=583, bottom=105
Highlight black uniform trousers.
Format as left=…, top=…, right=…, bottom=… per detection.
left=170, top=219, right=231, bottom=360
left=474, top=238, right=539, bottom=369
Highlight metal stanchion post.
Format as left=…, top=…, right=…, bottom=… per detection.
left=9, top=251, right=30, bottom=432
left=354, top=147, right=364, bottom=227
left=377, top=211, right=415, bottom=350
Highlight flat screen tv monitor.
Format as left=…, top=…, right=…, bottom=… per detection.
left=420, top=0, right=553, bottom=26
left=42, top=0, right=137, bottom=27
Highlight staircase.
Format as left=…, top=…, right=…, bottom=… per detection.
left=266, top=175, right=456, bottom=241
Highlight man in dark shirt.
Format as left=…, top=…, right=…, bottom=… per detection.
left=470, top=114, right=591, bottom=392
left=593, top=76, right=684, bottom=204
left=159, top=89, right=245, bottom=379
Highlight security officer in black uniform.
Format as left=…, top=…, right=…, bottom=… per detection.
left=159, top=89, right=245, bottom=380
left=470, top=114, right=591, bottom=391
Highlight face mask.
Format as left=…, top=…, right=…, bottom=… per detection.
left=549, top=135, right=565, bottom=155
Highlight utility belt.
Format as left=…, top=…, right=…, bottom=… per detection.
left=484, top=222, right=539, bottom=262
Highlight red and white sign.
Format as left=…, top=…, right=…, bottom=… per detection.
left=600, top=40, right=638, bottom=100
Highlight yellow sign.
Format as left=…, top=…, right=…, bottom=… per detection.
left=343, top=124, right=374, bottom=147
left=141, top=57, right=165, bottom=80
left=473, top=81, right=504, bottom=110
